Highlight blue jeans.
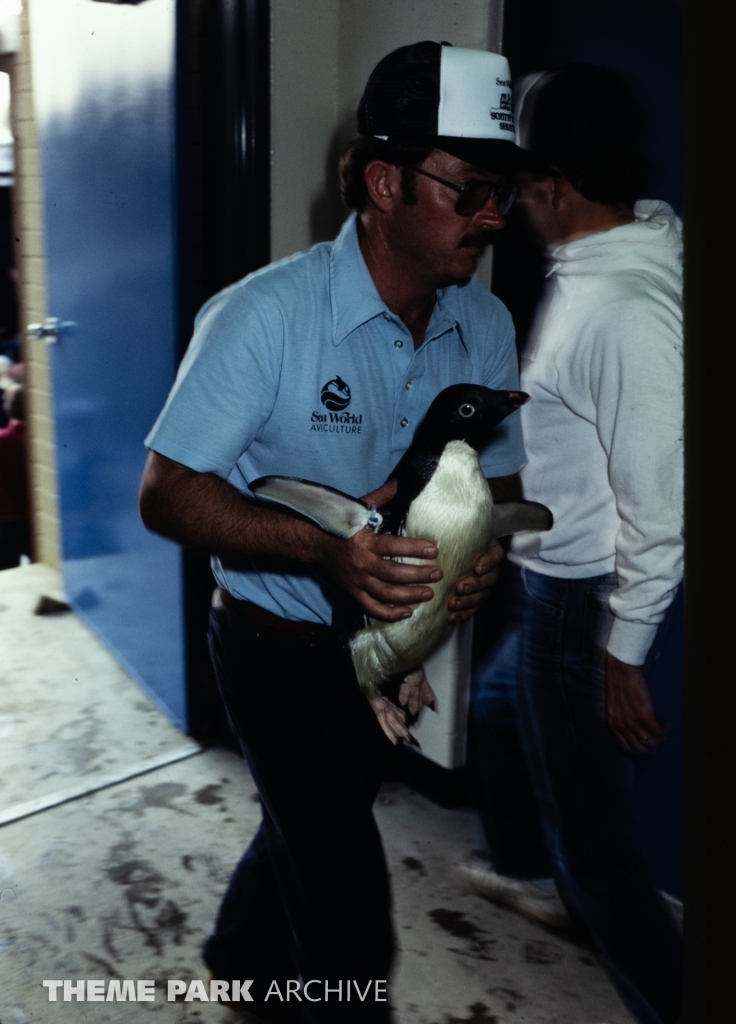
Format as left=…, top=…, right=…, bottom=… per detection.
left=205, top=604, right=395, bottom=1023
left=469, top=563, right=683, bottom=1024
left=468, top=563, right=552, bottom=879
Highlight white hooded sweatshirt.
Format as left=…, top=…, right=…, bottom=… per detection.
left=509, top=200, right=683, bottom=665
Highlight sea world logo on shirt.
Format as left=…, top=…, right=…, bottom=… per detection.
left=320, top=376, right=351, bottom=410
left=311, top=376, right=363, bottom=434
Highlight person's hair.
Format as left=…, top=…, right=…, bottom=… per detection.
left=556, top=148, right=649, bottom=208
left=5, top=384, right=23, bottom=421
left=522, top=65, right=650, bottom=207
left=339, top=135, right=436, bottom=211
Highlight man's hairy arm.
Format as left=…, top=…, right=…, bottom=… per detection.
left=139, top=451, right=442, bottom=622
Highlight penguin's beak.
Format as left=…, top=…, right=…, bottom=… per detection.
left=507, top=391, right=530, bottom=408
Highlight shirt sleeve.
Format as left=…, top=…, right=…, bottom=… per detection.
left=145, top=282, right=285, bottom=478
left=477, top=302, right=527, bottom=478
left=584, top=295, right=684, bottom=664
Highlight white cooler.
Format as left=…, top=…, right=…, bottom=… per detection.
left=410, top=620, right=473, bottom=770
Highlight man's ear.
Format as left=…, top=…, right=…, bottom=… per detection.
left=364, top=160, right=402, bottom=213
left=550, top=173, right=574, bottom=211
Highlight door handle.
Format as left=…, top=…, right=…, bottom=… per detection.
left=26, top=317, right=74, bottom=344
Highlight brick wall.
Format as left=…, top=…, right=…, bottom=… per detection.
left=5, top=2, right=60, bottom=569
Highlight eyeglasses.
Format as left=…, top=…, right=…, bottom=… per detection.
left=411, top=167, right=518, bottom=216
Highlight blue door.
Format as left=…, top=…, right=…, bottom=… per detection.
left=27, top=0, right=188, bottom=729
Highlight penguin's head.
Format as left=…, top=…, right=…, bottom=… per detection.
left=415, top=385, right=529, bottom=452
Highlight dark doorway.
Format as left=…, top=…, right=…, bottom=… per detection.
left=180, top=0, right=272, bottom=743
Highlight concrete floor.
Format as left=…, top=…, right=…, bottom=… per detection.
left=0, top=563, right=634, bottom=1024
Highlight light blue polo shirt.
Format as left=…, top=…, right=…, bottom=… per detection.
left=146, top=214, right=526, bottom=623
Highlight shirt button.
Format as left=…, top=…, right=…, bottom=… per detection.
left=382, top=312, right=390, bottom=320
left=394, top=339, right=403, bottom=349
left=400, top=417, right=409, bottom=428
left=405, top=380, right=413, bottom=390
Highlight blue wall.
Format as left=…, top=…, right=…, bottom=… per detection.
left=547, top=0, right=682, bottom=215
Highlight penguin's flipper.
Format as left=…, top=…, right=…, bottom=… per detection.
left=250, top=475, right=383, bottom=539
left=493, top=500, right=554, bottom=537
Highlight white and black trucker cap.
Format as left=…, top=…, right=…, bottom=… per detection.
left=358, top=41, right=533, bottom=173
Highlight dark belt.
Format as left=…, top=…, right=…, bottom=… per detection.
left=213, top=587, right=332, bottom=643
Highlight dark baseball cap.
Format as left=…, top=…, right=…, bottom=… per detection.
left=358, top=41, right=535, bottom=174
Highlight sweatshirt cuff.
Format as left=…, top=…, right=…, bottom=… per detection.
left=606, top=618, right=659, bottom=666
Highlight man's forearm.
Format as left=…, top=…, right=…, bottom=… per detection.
left=139, top=450, right=326, bottom=566
left=139, top=451, right=445, bottom=621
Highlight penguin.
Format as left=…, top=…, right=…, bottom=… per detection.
left=250, top=385, right=553, bottom=713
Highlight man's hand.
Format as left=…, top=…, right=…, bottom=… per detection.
left=605, top=652, right=670, bottom=753
left=447, top=538, right=505, bottom=624
left=322, top=529, right=442, bottom=621
left=318, top=478, right=443, bottom=622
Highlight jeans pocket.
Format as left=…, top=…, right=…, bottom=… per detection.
left=521, top=567, right=565, bottom=615
left=581, top=589, right=614, bottom=669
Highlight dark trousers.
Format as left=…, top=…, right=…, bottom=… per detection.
left=469, top=563, right=683, bottom=1024
left=204, top=603, right=395, bottom=1023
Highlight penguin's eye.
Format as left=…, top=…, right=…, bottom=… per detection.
left=458, top=403, right=475, bottom=419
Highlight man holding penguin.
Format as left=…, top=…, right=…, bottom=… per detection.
left=140, top=42, right=530, bottom=1023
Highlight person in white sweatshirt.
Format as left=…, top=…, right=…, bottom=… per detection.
left=464, top=66, right=683, bottom=1024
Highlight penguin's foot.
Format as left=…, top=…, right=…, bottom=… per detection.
left=399, top=668, right=437, bottom=716
left=369, top=694, right=414, bottom=745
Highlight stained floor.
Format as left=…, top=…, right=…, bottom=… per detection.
left=0, top=564, right=634, bottom=1024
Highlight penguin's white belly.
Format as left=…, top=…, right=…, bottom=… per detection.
left=349, top=441, right=494, bottom=697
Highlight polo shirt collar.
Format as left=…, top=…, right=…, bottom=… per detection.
left=330, top=214, right=388, bottom=345
left=329, top=213, right=467, bottom=351
left=433, top=281, right=468, bottom=352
